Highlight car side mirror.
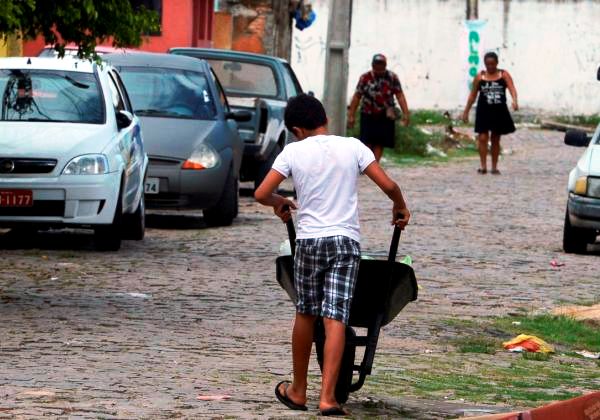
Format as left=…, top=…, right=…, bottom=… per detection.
left=226, top=110, right=252, bottom=122
left=564, top=129, right=591, bottom=147
left=307, top=91, right=315, bottom=97
left=116, top=110, right=133, bottom=130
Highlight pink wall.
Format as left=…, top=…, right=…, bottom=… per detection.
left=22, top=0, right=212, bottom=56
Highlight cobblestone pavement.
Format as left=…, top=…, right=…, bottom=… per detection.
left=0, top=129, right=598, bottom=419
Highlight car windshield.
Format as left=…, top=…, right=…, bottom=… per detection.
left=118, top=67, right=216, bottom=120
left=0, top=69, right=104, bottom=123
left=208, top=59, right=278, bottom=98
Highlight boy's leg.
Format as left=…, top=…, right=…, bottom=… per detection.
left=319, top=237, right=360, bottom=410
left=283, top=312, right=317, bottom=405
left=319, top=317, right=346, bottom=410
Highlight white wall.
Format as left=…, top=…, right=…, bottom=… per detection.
left=291, top=0, right=600, bottom=114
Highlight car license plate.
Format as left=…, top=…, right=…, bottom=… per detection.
left=144, top=178, right=159, bottom=195
left=0, top=190, right=33, bottom=207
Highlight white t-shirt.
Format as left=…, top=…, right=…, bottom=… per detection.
left=272, top=135, right=376, bottom=243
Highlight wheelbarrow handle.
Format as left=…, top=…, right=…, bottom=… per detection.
left=387, top=225, right=402, bottom=263
left=283, top=205, right=296, bottom=257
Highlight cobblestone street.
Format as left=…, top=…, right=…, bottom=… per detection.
left=1, top=129, right=598, bottom=419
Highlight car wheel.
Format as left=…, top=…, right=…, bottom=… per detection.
left=563, top=208, right=591, bottom=254
left=122, top=190, right=145, bottom=241
left=204, top=168, right=238, bottom=227
left=254, top=143, right=281, bottom=191
left=94, top=189, right=123, bottom=251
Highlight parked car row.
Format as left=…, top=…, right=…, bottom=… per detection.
left=0, top=47, right=304, bottom=250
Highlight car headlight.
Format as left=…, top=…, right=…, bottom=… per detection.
left=574, top=176, right=588, bottom=195
left=587, top=177, right=600, bottom=198
left=63, top=154, right=109, bottom=175
left=182, top=144, right=220, bottom=170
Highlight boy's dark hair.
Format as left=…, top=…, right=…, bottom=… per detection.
left=484, top=52, right=499, bottom=63
left=284, top=94, right=327, bottom=132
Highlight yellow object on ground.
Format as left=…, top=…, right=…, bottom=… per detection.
left=502, top=334, right=554, bottom=353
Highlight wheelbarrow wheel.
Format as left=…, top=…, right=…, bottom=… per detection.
left=315, top=325, right=356, bottom=404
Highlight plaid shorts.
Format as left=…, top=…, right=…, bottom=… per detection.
left=294, top=235, right=361, bottom=325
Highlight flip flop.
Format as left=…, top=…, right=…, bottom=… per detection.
left=320, top=406, right=349, bottom=416
left=274, top=381, right=307, bottom=411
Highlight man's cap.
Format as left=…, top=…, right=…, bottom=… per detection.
left=372, top=54, right=387, bottom=65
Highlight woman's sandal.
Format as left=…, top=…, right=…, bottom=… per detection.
left=477, top=168, right=487, bottom=174
left=274, top=381, right=307, bottom=411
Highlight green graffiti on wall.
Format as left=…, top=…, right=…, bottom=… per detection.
left=468, top=30, right=480, bottom=89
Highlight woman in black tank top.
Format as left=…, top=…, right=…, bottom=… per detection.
left=462, top=52, right=518, bottom=174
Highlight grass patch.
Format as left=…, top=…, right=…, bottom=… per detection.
left=494, top=314, right=600, bottom=352
left=347, top=113, right=478, bottom=163
left=522, top=352, right=551, bottom=362
left=453, top=337, right=499, bottom=354
left=554, top=114, right=600, bottom=128
left=363, top=314, right=600, bottom=408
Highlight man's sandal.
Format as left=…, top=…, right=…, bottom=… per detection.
left=320, top=406, right=349, bottom=416
left=274, top=381, right=307, bottom=411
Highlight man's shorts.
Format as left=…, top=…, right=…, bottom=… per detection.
left=294, top=235, right=361, bottom=325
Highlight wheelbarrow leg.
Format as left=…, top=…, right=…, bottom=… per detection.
left=349, top=313, right=384, bottom=392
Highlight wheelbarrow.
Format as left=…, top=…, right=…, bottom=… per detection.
left=275, top=217, right=418, bottom=403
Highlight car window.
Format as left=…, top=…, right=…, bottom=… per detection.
left=282, top=63, right=302, bottom=97
left=107, top=73, right=126, bottom=112
left=209, top=69, right=229, bottom=111
left=118, top=66, right=217, bottom=120
left=0, top=69, right=105, bottom=124
left=207, top=59, right=279, bottom=98
left=111, top=70, right=133, bottom=113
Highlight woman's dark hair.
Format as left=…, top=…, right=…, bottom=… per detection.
left=484, top=52, right=499, bottom=63
left=284, top=93, right=327, bottom=132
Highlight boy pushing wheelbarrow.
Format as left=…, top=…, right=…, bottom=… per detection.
left=255, top=94, right=411, bottom=416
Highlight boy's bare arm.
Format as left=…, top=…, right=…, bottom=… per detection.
left=254, top=169, right=297, bottom=222
left=363, top=162, right=410, bottom=229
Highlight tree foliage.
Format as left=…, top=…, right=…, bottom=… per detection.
left=0, top=0, right=160, bottom=59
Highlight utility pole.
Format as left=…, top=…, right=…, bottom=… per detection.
left=272, top=1, right=293, bottom=61
left=323, top=0, right=353, bottom=136
left=467, top=0, right=479, bottom=19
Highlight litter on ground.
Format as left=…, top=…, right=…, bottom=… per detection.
left=503, top=334, right=554, bottom=353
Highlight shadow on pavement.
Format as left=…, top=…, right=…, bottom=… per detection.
left=0, top=228, right=96, bottom=251
left=145, top=211, right=207, bottom=230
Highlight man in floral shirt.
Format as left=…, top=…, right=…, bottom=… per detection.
left=347, top=54, right=410, bottom=161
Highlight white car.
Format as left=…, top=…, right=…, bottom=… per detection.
left=0, top=57, right=148, bottom=251
left=563, top=127, right=600, bottom=253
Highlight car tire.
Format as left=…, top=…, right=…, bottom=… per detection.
left=563, top=208, right=591, bottom=254
left=122, top=190, right=145, bottom=241
left=204, top=168, right=238, bottom=227
left=254, top=143, right=281, bottom=191
left=94, top=189, right=123, bottom=252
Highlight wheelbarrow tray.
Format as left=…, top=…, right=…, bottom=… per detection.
left=276, top=255, right=418, bottom=328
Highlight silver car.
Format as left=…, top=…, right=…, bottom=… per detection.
left=0, top=57, right=148, bottom=251
left=105, top=52, right=249, bottom=227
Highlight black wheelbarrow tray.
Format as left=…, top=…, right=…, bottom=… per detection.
left=275, top=219, right=418, bottom=403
